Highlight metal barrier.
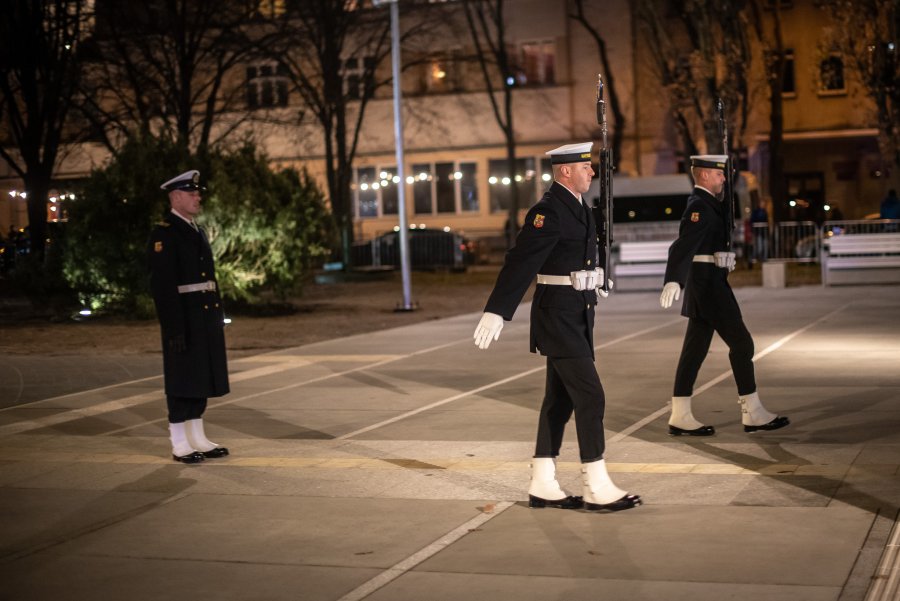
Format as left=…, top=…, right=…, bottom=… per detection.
left=351, top=229, right=470, bottom=271
left=749, top=219, right=900, bottom=264
left=749, top=221, right=819, bottom=263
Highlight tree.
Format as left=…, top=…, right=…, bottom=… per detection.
left=569, top=0, right=627, bottom=170
left=0, top=0, right=91, bottom=259
left=748, top=0, right=789, bottom=220
left=77, top=0, right=259, bottom=155
left=62, top=136, right=334, bottom=313
left=821, top=0, right=900, bottom=172
left=268, top=1, right=394, bottom=268
left=462, top=0, right=520, bottom=246
left=635, top=0, right=755, bottom=163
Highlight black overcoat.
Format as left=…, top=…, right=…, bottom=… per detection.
left=663, top=187, right=742, bottom=323
left=147, top=213, right=230, bottom=398
left=485, top=182, right=598, bottom=358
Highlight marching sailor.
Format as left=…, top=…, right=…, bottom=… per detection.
left=660, top=155, right=790, bottom=436
left=474, top=142, right=641, bottom=512
left=147, top=170, right=231, bottom=463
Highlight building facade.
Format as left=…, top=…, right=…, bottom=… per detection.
left=1, top=0, right=895, bottom=239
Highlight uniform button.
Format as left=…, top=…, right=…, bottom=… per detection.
left=586, top=304, right=591, bottom=309
left=587, top=259, right=592, bottom=265
left=204, top=305, right=209, bottom=310
left=215, top=303, right=219, bottom=308
left=201, top=272, right=206, bottom=277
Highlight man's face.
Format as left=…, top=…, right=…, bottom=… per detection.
left=701, top=168, right=726, bottom=196
left=170, top=189, right=202, bottom=218
left=567, top=161, right=595, bottom=195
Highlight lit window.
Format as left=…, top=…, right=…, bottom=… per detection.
left=257, top=0, right=286, bottom=18
left=516, top=41, right=555, bottom=86
left=489, top=158, right=537, bottom=213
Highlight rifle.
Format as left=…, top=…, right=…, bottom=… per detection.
left=594, top=74, right=613, bottom=293
left=716, top=98, right=735, bottom=250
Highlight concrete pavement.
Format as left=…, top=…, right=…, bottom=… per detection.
left=1, top=284, right=899, bottom=601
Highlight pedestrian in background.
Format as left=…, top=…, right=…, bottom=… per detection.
left=474, top=142, right=641, bottom=513
left=660, top=155, right=789, bottom=437
left=147, top=170, right=230, bottom=463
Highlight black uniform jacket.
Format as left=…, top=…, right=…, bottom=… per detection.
left=663, top=187, right=742, bottom=323
left=147, top=212, right=230, bottom=398
left=485, top=182, right=598, bottom=358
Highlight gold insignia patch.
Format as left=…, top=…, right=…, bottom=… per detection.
left=690, top=212, right=700, bottom=223
left=534, top=214, right=545, bottom=228
left=154, top=241, right=163, bottom=252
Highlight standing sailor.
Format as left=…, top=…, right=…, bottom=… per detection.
left=660, top=155, right=790, bottom=436
left=148, top=169, right=230, bottom=463
left=474, top=142, right=641, bottom=512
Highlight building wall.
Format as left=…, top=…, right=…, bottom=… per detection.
left=2, top=0, right=896, bottom=237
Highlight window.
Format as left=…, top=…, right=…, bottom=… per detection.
left=257, top=0, right=286, bottom=18
left=423, top=51, right=462, bottom=94
left=354, top=162, right=478, bottom=218
left=412, top=161, right=479, bottom=215
left=819, top=52, right=846, bottom=95
left=515, top=41, right=555, bottom=86
left=353, top=166, right=401, bottom=218
left=344, top=56, right=376, bottom=101
left=778, top=49, right=796, bottom=97
left=246, top=62, right=289, bottom=109
left=489, top=158, right=540, bottom=213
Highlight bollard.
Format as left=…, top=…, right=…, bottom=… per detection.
left=762, top=261, right=787, bottom=288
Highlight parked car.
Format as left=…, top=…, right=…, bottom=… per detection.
left=352, top=227, right=473, bottom=271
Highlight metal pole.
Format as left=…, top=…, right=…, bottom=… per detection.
left=386, top=0, right=414, bottom=311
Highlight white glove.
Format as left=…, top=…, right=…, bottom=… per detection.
left=660, top=282, right=681, bottom=309
left=596, top=278, right=614, bottom=299
left=714, top=251, right=736, bottom=272
left=474, top=312, right=504, bottom=350
left=570, top=268, right=603, bottom=291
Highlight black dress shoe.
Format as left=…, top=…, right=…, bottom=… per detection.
left=668, top=424, right=716, bottom=437
left=744, top=416, right=790, bottom=433
left=172, top=452, right=205, bottom=464
left=584, top=494, right=642, bottom=512
left=200, top=447, right=229, bottom=459
left=528, top=495, right=584, bottom=509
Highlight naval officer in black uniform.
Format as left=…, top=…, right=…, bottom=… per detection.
left=660, top=155, right=789, bottom=436
left=148, top=170, right=230, bottom=463
left=474, top=142, right=641, bottom=512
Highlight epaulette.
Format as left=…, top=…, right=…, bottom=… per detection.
left=156, top=221, right=171, bottom=227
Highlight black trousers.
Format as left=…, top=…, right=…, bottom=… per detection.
left=673, top=315, right=756, bottom=397
left=167, top=396, right=208, bottom=423
left=534, top=356, right=606, bottom=463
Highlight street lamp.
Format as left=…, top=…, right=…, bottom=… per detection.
left=373, top=0, right=415, bottom=312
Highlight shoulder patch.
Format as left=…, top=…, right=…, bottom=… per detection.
left=533, top=214, right=545, bottom=228
left=690, top=212, right=700, bottom=223
left=154, top=241, right=163, bottom=253
left=157, top=221, right=170, bottom=227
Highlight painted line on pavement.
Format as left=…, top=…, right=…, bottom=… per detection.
left=607, top=303, right=852, bottom=444
left=334, top=502, right=515, bottom=601
left=337, top=318, right=682, bottom=440
left=0, top=355, right=394, bottom=437
left=103, top=338, right=471, bottom=435
left=866, top=508, right=900, bottom=601
left=4, top=449, right=895, bottom=477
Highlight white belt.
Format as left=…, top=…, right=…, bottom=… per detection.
left=177, top=280, right=217, bottom=294
left=536, top=274, right=572, bottom=286
left=692, top=255, right=716, bottom=264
